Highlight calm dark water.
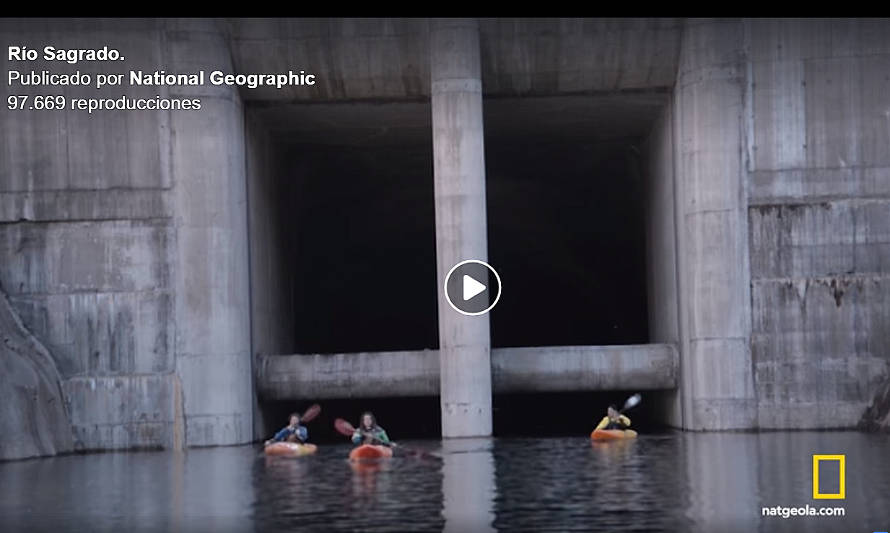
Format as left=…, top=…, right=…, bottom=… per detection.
left=1, top=432, right=888, bottom=533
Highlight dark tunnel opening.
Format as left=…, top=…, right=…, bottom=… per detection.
left=261, top=391, right=672, bottom=443
left=484, top=96, right=657, bottom=348
left=248, top=102, right=442, bottom=438
left=283, top=143, right=439, bottom=354
left=493, top=390, right=673, bottom=437
left=261, top=397, right=442, bottom=444
left=251, top=102, right=440, bottom=355
left=249, top=93, right=669, bottom=437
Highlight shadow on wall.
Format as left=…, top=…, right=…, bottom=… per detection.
left=859, top=374, right=890, bottom=432
left=0, top=284, right=73, bottom=461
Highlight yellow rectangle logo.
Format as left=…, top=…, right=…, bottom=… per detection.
left=812, top=454, right=845, bottom=500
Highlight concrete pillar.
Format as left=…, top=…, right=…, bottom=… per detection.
left=167, top=20, right=253, bottom=446
left=430, top=19, right=493, bottom=437
left=673, top=19, right=757, bottom=430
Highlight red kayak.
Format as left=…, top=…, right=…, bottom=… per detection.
left=349, top=444, right=393, bottom=460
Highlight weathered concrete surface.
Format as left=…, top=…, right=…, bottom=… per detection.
left=746, top=19, right=890, bottom=429
left=643, top=106, right=679, bottom=347
left=167, top=20, right=254, bottom=446
left=0, top=221, right=173, bottom=378
left=245, top=111, right=297, bottom=440
left=229, top=18, right=431, bottom=102
left=492, top=345, right=678, bottom=393
left=0, top=18, right=250, bottom=453
left=255, top=345, right=678, bottom=400
left=257, top=350, right=439, bottom=400
left=670, top=20, right=757, bottom=430
left=62, top=374, right=180, bottom=451
left=431, top=19, right=493, bottom=437
left=643, top=102, right=683, bottom=425
left=0, top=190, right=171, bottom=223
left=477, top=18, right=682, bottom=96
left=227, top=18, right=682, bottom=101
left=859, top=377, right=890, bottom=432
left=0, top=287, right=73, bottom=461
left=0, top=18, right=181, bottom=455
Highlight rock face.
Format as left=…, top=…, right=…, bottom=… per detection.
left=0, top=286, right=73, bottom=461
left=859, top=376, right=890, bottom=433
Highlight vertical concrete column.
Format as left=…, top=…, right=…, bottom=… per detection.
left=430, top=19, right=493, bottom=437
left=673, top=19, right=757, bottom=430
left=166, top=20, right=253, bottom=446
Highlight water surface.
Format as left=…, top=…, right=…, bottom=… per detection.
left=1, top=432, right=887, bottom=532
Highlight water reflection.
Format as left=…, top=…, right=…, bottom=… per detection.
left=350, top=456, right=393, bottom=508
left=441, top=438, right=496, bottom=533
left=0, top=433, right=888, bottom=532
left=0, top=447, right=256, bottom=533
left=349, top=457, right=391, bottom=476
left=682, top=433, right=760, bottom=531
left=183, top=448, right=256, bottom=532
left=251, top=443, right=443, bottom=532
left=754, top=432, right=890, bottom=533
left=492, top=436, right=694, bottom=531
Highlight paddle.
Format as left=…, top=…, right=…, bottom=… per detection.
left=334, top=418, right=438, bottom=460
left=619, top=393, right=642, bottom=414
left=300, top=403, right=322, bottom=424
left=264, top=403, right=322, bottom=446
left=334, top=418, right=392, bottom=446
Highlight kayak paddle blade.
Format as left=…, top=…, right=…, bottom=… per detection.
left=301, top=403, right=321, bottom=423
left=623, top=393, right=642, bottom=412
left=334, top=418, right=355, bottom=437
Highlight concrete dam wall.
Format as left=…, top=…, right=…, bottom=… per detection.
left=1, top=18, right=888, bottom=458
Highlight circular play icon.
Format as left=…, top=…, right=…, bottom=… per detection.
left=443, top=260, right=502, bottom=316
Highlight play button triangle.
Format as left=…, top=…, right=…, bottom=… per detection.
left=463, top=275, right=486, bottom=301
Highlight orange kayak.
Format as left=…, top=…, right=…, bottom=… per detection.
left=349, top=444, right=393, bottom=460
left=590, top=429, right=638, bottom=441
left=264, top=442, right=318, bottom=456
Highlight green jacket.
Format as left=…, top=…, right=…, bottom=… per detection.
left=352, top=426, right=390, bottom=446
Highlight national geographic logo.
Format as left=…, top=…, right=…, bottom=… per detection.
left=812, top=454, right=845, bottom=500
left=760, top=455, right=848, bottom=520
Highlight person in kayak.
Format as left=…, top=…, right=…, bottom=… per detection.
left=352, top=412, right=391, bottom=446
left=265, top=412, right=308, bottom=445
left=595, top=404, right=632, bottom=431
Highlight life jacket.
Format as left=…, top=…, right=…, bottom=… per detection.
left=358, top=425, right=388, bottom=444
left=597, top=414, right=631, bottom=431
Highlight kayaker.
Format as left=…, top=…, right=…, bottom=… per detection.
left=595, top=404, right=632, bottom=431
left=265, top=412, right=308, bottom=445
left=352, top=412, right=391, bottom=446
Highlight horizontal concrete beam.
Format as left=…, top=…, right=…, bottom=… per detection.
left=257, top=350, right=440, bottom=400
left=492, top=345, right=679, bottom=393
left=256, top=344, right=678, bottom=400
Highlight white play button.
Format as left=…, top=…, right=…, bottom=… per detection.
left=462, top=275, right=486, bottom=301
left=443, top=259, right=502, bottom=316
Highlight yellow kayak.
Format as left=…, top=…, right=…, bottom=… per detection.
left=590, top=429, right=638, bottom=441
